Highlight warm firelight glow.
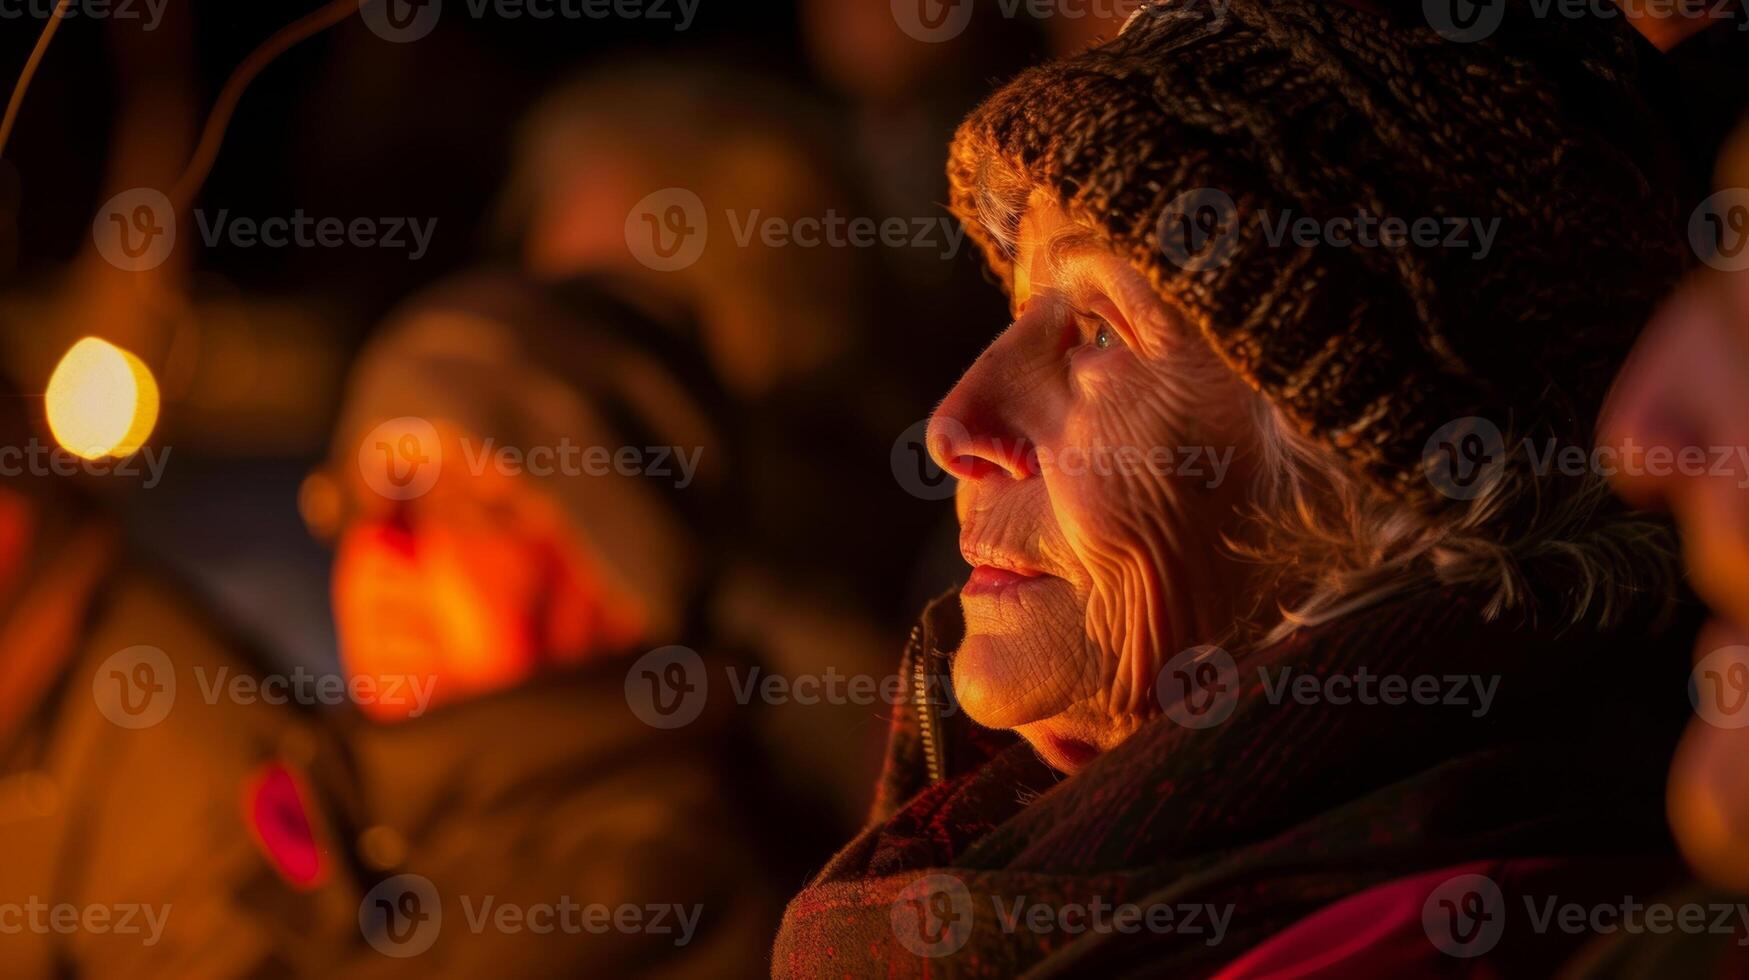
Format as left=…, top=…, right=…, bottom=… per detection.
left=45, top=337, right=160, bottom=459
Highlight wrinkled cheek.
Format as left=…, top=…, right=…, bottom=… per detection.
left=1073, top=516, right=1170, bottom=718
left=1051, top=473, right=1158, bottom=716
left=1056, top=466, right=1230, bottom=718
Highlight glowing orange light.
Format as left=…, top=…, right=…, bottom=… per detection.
left=44, top=337, right=160, bottom=459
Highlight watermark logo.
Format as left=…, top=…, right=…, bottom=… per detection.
left=1427, top=0, right=1747, bottom=44
left=1691, top=646, right=1749, bottom=730
left=892, top=873, right=974, bottom=957
left=893, top=0, right=1175, bottom=43
left=723, top=209, right=965, bottom=260
left=363, top=0, right=698, bottom=38
left=93, top=656, right=439, bottom=726
left=1427, top=418, right=1749, bottom=499
left=1423, top=872, right=1506, bottom=957
left=92, top=645, right=175, bottom=729
left=625, top=659, right=959, bottom=728
left=892, top=0, right=975, bottom=42
left=93, top=188, right=175, bottom=272
left=1161, top=189, right=1501, bottom=270
left=1691, top=189, right=1749, bottom=273
left=1422, top=416, right=1507, bottom=501
left=892, top=418, right=962, bottom=501
left=1421, top=875, right=1749, bottom=957
left=624, top=645, right=708, bottom=729
left=626, top=191, right=966, bottom=270
left=625, top=188, right=708, bottom=272
left=992, top=897, right=1232, bottom=944
left=1157, top=644, right=1240, bottom=729
left=0, top=440, right=171, bottom=487
left=1035, top=443, right=1234, bottom=487
left=1158, top=187, right=1241, bottom=272
left=1423, top=0, right=1506, bottom=41
left=95, top=189, right=434, bottom=266
left=1259, top=667, right=1499, bottom=717
left=191, top=209, right=435, bottom=259
left=360, top=0, right=443, bottom=42
left=360, top=873, right=443, bottom=957
left=458, top=437, right=703, bottom=488
left=358, top=417, right=442, bottom=501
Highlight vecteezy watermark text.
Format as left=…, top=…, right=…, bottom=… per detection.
left=92, top=647, right=439, bottom=729
left=0, top=439, right=170, bottom=488
left=358, top=873, right=701, bottom=958
left=355, top=417, right=706, bottom=502
left=623, top=188, right=966, bottom=271
left=360, top=0, right=700, bottom=43
left=457, top=437, right=703, bottom=489
left=623, top=646, right=959, bottom=729
left=889, top=873, right=1232, bottom=958
left=0, top=899, right=170, bottom=947
left=1422, top=416, right=1749, bottom=500
left=1158, top=189, right=1502, bottom=271
left=192, top=210, right=436, bottom=260
left=92, top=189, right=437, bottom=271
left=1156, top=646, right=1501, bottom=730
left=1424, top=0, right=1747, bottom=44
left=0, top=0, right=166, bottom=29
left=1422, top=872, right=1749, bottom=958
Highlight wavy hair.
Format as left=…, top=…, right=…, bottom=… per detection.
left=1236, top=399, right=1682, bottom=647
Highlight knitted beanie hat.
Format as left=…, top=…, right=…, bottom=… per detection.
left=947, top=0, right=1688, bottom=504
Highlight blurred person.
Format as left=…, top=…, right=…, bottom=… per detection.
left=0, top=277, right=788, bottom=977
left=799, top=0, right=1036, bottom=226
left=1572, top=115, right=1749, bottom=974
left=774, top=0, right=1707, bottom=974
left=0, top=379, right=367, bottom=976
left=797, top=0, right=1028, bottom=400
left=498, top=62, right=948, bottom=823
left=307, top=270, right=800, bottom=974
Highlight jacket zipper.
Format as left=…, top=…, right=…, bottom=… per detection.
left=910, top=624, right=946, bottom=786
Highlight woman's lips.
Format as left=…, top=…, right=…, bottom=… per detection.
left=963, top=564, right=1049, bottom=597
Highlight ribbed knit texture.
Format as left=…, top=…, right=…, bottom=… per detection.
left=947, top=0, right=1688, bottom=502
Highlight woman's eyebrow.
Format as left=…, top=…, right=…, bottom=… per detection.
left=1045, top=226, right=1103, bottom=270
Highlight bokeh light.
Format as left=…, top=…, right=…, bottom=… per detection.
left=45, top=336, right=161, bottom=459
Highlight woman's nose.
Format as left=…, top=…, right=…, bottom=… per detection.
left=927, top=342, right=1040, bottom=482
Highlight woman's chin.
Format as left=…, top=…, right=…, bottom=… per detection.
left=950, top=632, right=1073, bottom=732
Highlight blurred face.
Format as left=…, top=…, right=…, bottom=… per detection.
left=332, top=425, right=641, bottom=719
left=1601, top=270, right=1749, bottom=629
left=927, top=193, right=1264, bottom=772
left=1600, top=120, right=1749, bottom=887
left=1602, top=262, right=1749, bottom=889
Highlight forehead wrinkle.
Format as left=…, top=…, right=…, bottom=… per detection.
left=1045, top=227, right=1104, bottom=292
left=1017, top=223, right=1104, bottom=308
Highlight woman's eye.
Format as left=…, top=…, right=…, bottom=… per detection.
left=1088, top=319, right=1127, bottom=352
left=1065, top=304, right=1124, bottom=355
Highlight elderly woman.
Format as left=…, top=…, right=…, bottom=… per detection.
left=775, top=0, right=1706, bottom=974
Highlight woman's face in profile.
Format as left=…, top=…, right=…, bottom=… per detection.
left=927, top=192, right=1266, bottom=772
